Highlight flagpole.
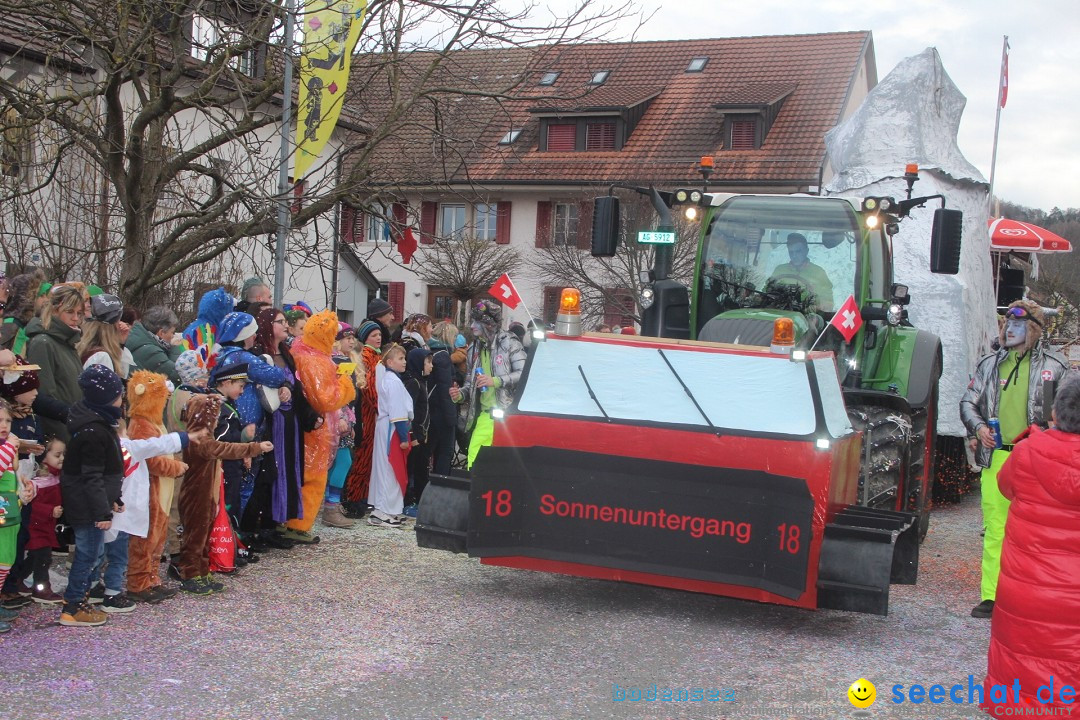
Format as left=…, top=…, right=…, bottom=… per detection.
left=273, top=0, right=297, bottom=308
left=987, top=35, right=1009, bottom=215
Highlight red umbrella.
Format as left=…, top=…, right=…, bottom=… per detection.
left=988, top=217, right=1073, bottom=253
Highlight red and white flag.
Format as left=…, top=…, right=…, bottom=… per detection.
left=487, top=273, right=522, bottom=310
left=999, top=41, right=1009, bottom=108
left=830, top=294, right=863, bottom=343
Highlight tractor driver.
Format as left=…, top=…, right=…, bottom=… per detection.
left=769, top=233, right=834, bottom=311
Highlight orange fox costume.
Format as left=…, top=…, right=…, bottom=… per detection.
left=285, top=310, right=357, bottom=533
left=177, top=393, right=265, bottom=580
left=126, top=371, right=188, bottom=594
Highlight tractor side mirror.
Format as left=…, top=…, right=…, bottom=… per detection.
left=591, top=196, right=619, bottom=257
left=930, top=208, right=963, bottom=274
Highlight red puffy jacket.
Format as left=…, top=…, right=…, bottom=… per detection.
left=983, top=426, right=1080, bottom=714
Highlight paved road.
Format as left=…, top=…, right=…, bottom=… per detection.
left=3, top=493, right=990, bottom=720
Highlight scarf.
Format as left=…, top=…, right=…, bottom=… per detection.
left=10, top=402, right=32, bottom=419
left=86, top=402, right=124, bottom=426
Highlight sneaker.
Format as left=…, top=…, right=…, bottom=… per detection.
left=971, top=600, right=995, bottom=618
left=129, top=588, right=165, bottom=605
left=101, top=593, right=137, bottom=614
left=340, top=502, right=368, bottom=520
left=31, top=585, right=64, bottom=604
left=0, top=620, right=10, bottom=633
left=367, top=514, right=404, bottom=529
left=0, top=593, right=31, bottom=609
left=202, top=575, right=225, bottom=592
left=261, top=532, right=296, bottom=550
left=179, top=577, right=212, bottom=596
left=0, top=606, right=19, bottom=622
left=402, top=504, right=419, bottom=518
left=59, top=601, right=108, bottom=627
left=154, top=585, right=179, bottom=601
left=236, top=547, right=259, bottom=564
left=280, top=528, right=321, bottom=544
left=322, top=503, right=357, bottom=529
left=167, top=561, right=183, bottom=581
left=86, top=583, right=106, bottom=605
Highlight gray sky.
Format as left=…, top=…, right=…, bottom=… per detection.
left=537, top=0, right=1079, bottom=211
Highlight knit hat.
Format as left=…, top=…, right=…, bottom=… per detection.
left=176, top=348, right=210, bottom=386
left=86, top=284, right=104, bottom=297
left=0, top=355, right=39, bottom=400
left=78, top=364, right=124, bottom=406
left=454, top=333, right=466, bottom=348
left=356, top=320, right=381, bottom=344
left=217, top=312, right=258, bottom=344
left=470, top=299, right=502, bottom=328
left=366, top=298, right=393, bottom=320
left=90, top=293, right=124, bottom=324
left=336, top=322, right=353, bottom=341
left=210, top=359, right=249, bottom=385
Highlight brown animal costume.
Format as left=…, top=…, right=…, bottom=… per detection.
left=126, top=370, right=187, bottom=595
left=177, top=393, right=264, bottom=581
left=285, top=310, right=356, bottom=533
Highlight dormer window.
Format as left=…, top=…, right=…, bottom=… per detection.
left=590, top=70, right=610, bottom=85
left=729, top=119, right=757, bottom=150
left=686, top=57, right=708, bottom=73
left=499, top=129, right=522, bottom=145
left=191, top=13, right=255, bottom=75
left=539, top=71, right=560, bottom=86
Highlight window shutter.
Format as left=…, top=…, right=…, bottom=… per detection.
left=495, top=201, right=512, bottom=244
left=419, top=201, right=437, bottom=244
left=340, top=204, right=356, bottom=243
left=604, top=288, right=636, bottom=327
left=730, top=120, right=757, bottom=150
left=392, top=202, right=408, bottom=242
left=388, top=282, right=405, bottom=321
left=546, top=123, right=576, bottom=152
left=576, top=199, right=594, bottom=250
left=535, top=201, right=552, bottom=248
left=356, top=211, right=366, bottom=241
left=585, top=122, right=616, bottom=151
left=290, top=179, right=306, bottom=214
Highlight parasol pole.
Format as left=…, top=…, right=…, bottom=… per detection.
left=987, top=35, right=1009, bottom=216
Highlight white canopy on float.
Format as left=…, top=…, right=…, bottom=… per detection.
left=823, top=47, right=998, bottom=437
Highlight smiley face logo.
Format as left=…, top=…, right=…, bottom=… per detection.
left=848, top=678, right=876, bottom=709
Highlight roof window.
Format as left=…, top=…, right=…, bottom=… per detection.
left=686, top=57, right=708, bottom=73
left=590, top=70, right=611, bottom=85
left=539, top=71, right=560, bottom=86
left=498, top=129, right=522, bottom=145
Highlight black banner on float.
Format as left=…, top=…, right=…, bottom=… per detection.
left=468, top=446, right=815, bottom=599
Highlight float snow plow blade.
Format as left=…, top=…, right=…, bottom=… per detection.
left=415, top=471, right=471, bottom=554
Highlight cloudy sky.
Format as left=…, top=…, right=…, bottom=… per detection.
left=536, top=0, right=1079, bottom=211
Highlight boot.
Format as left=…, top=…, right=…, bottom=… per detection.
left=322, top=502, right=356, bottom=528
left=31, top=582, right=64, bottom=604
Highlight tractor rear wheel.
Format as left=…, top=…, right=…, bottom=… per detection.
left=847, top=405, right=912, bottom=515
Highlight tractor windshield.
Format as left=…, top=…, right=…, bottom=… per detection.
left=696, top=195, right=861, bottom=323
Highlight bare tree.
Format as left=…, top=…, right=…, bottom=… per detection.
left=533, top=190, right=698, bottom=327
left=415, top=234, right=522, bottom=326
left=0, top=0, right=638, bottom=307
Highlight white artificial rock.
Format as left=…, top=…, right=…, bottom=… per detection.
left=823, top=48, right=998, bottom=437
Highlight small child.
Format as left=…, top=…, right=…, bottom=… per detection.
left=367, top=345, right=413, bottom=528
left=22, top=438, right=65, bottom=603
left=0, top=398, right=34, bottom=632
left=177, top=361, right=271, bottom=595
left=401, top=348, right=433, bottom=515
left=324, top=325, right=358, bottom=528
left=59, top=365, right=126, bottom=628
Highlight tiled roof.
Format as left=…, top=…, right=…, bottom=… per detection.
left=351, top=31, right=873, bottom=189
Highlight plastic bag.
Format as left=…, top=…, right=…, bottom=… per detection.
left=208, top=481, right=236, bottom=573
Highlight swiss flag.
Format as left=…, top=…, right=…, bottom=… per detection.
left=487, top=273, right=522, bottom=310
left=398, top=227, right=418, bottom=264
left=829, top=294, right=863, bottom=343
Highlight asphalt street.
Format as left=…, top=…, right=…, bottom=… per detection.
left=2, top=491, right=990, bottom=720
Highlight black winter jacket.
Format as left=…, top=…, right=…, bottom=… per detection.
left=60, top=403, right=124, bottom=525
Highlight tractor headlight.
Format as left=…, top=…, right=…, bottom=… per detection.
left=640, top=286, right=655, bottom=309
left=886, top=304, right=903, bottom=326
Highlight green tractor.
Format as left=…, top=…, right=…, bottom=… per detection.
left=594, top=171, right=964, bottom=539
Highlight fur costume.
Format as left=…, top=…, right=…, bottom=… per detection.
left=125, top=371, right=188, bottom=594
left=182, top=287, right=235, bottom=351
left=177, top=393, right=264, bottom=581
left=343, top=343, right=379, bottom=507
left=285, top=310, right=356, bottom=533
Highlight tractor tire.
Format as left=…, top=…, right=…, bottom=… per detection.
left=908, top=375, right=940, bottom=542
left=931, top=435, right=979, bottom=504
left=847, top=404, right=912, bottom=515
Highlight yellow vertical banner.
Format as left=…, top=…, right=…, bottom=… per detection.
left=294, top=0, right=366, bottom=179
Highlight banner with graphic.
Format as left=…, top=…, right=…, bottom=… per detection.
left=294, top=0, right=367, bottom=179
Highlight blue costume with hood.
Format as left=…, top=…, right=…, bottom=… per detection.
left=214, top=312, right=290, bottom=429
left=182, top=287, right=235, bottom=351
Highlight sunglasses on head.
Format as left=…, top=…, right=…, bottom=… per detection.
left=1006, top=306, right=1043, bottom=326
